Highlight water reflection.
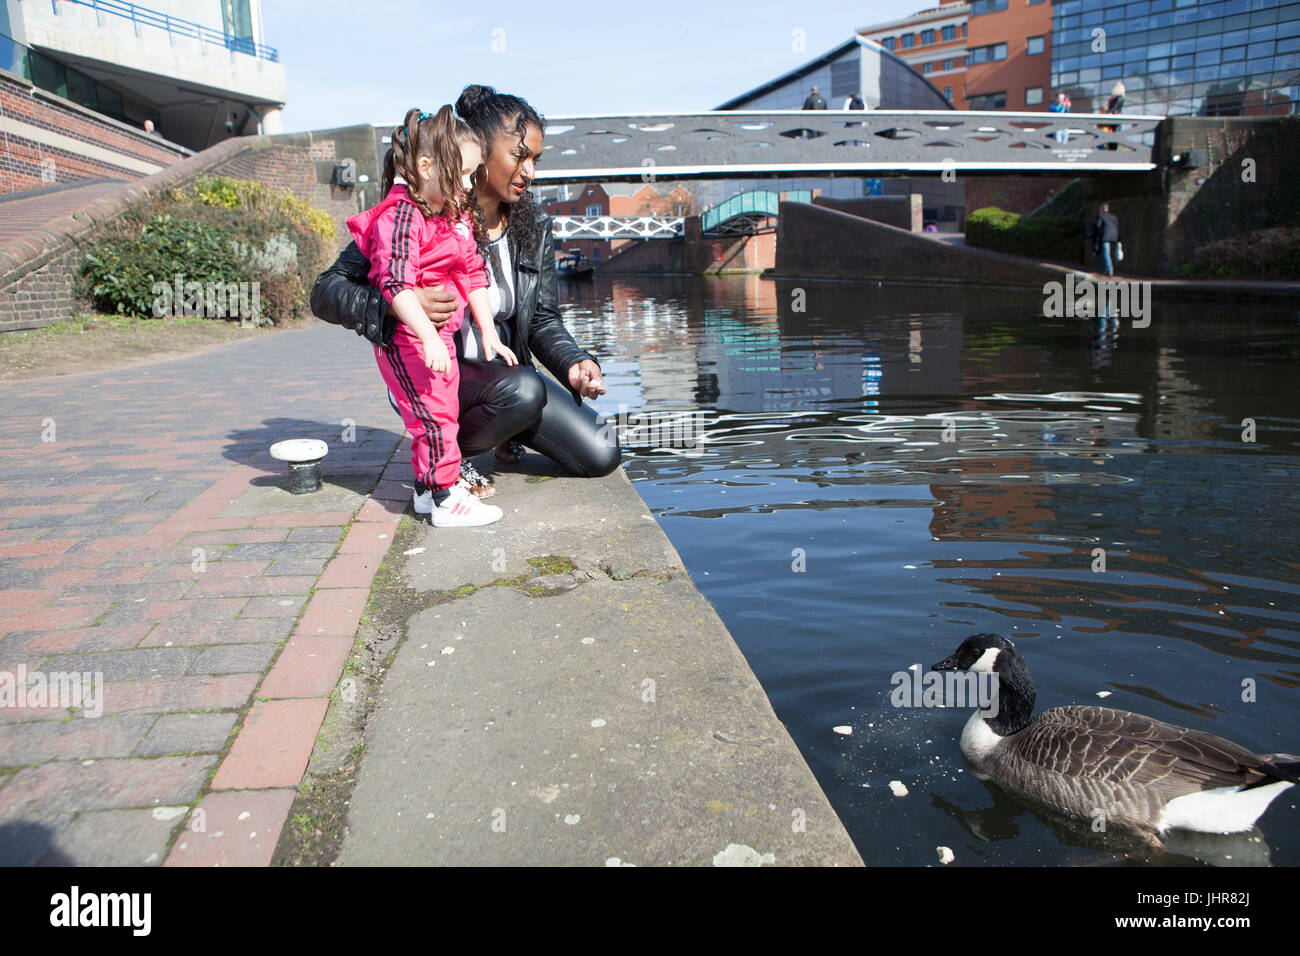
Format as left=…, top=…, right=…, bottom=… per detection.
left=561, top=274, right=1300, bottom=866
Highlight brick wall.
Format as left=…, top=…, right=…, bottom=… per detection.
left=0, top=68, right=191, bottom=194
left=964, top=176, right=1076, bottom=217
left=813, top=195, right=923, bottom=231
left=774, top=200, right=1068, bottom=287
left=1084, top=117, right=1300, bottom=276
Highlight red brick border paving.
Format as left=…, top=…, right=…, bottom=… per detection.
left=0, top=323, right=413, bottom=866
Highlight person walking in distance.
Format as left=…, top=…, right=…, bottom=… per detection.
left=1091, top=202, right=1121, bottom=276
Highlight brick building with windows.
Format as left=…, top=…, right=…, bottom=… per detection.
left=540, top=183, right=611, bottom=263
left=858, top=0, right=970, bottom=104
left=963, top=0, right=1054, bottom=111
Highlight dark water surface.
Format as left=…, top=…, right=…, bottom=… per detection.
left=561, top=274, right=1300, bottom=867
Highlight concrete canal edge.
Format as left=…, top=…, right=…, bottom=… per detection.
left=272, top=453, right=864, bottom=867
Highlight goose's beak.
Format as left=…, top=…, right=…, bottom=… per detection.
left=932, top=652, right=960, bottom=671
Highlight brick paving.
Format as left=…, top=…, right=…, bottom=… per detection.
left=0, top=321, right=416, bottom=865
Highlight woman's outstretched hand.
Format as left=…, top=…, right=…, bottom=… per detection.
left=568, top=359, right=606, bottom=399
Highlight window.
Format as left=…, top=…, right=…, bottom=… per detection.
left=968, top=42, right=1007, bottom=64
left=942, top=58, right=953, bottom=70
left=1027, top=35, right=1045, bottom=55
left=922, top=29, right=935, bottom=45
left=923, top=62, right=933, bottom=74
left=881, top=36, right=895, bottom=51
left=586, top=204, right=601, bottom=216
left=941, top=24, right=956, bottom=42
left=27, top=49, right=67, bottom=99
left=66, top=67, right=97, bottom=111
left=23, top=48, right=127, bottom=122
left=1026, top=86, right=1043, bottom=105
left=901, top=34, right=915, bottom=49
left=943, top=86, right=953, bottom=100
left=970, top=0, right=1008, bottom=14
left=221, top=0, right=253, bottom=39
left=968, top=91, right=1007, bottom=109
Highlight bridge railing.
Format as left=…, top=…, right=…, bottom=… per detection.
left=534, top=110, right=1164, bottom=181
left=551, top=215, right=685, bottom=240
left=51, top=0, right=280, bottom=61
left=700, top=189, right=812, bottom=234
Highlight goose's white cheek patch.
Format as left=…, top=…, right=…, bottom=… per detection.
left=970, top=647, right=1001, bottom=674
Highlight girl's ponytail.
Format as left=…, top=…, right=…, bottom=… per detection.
left=381, top=107, right=426, bottom=210
left=380, top=145, right=397, bottom=200
left=378, top=104, right=486, bottom=235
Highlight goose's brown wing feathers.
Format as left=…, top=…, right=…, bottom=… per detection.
left=1010, top=706, right=1278, bottom=800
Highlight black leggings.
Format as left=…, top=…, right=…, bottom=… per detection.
left=450, top=355, right=621, bottom=478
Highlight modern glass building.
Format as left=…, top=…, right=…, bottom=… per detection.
left=1, top=0, right=284, bottom=148
left=704, top=36, right=963, bottom=225
left=1050, top=0, right=1300, bottom=115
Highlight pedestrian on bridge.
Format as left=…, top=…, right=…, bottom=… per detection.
left=1050, top=92, right=1072, bottom=144
left=802, top=86, right=827, bottom=110
left=843, top=91, right=866, bottom=129
left=1100, top=81, right=1125, bottom=150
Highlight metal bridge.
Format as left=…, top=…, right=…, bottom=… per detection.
left=700, top=190, right=812, bottom=235
left=551, top=215, right=684, bottom=241
left=534, top=110, right=1163, bottom=182
left=551, top=189, right=814, bottom=240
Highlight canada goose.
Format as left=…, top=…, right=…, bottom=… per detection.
left=932, top=633, right=1299, bottom=839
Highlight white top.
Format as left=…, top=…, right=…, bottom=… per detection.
left=269, top=438, right=328, bottom=462
left=458, top=233, right=515, bottom=361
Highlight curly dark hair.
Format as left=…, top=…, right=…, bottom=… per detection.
left=381, top=105, right=487, bottom=247
left=454, top=85, right=547, bottom=258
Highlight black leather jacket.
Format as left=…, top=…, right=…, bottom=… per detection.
left=310, top=209, right=598, bottom=404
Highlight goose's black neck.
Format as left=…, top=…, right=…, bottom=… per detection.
left=986, top=649, right=1037, bottom=736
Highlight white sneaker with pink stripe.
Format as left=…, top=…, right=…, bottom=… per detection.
left=430, top=484, right=502, bottom=527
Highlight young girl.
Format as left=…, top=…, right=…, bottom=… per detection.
left=347, top=105, right=517, bottom=527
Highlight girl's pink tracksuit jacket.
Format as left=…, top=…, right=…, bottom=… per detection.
left=347, top=184, right=489, bottom=493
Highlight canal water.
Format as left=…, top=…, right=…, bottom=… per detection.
left=560, top=273, right=1300, bottom=867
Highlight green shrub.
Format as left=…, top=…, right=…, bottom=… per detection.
left=965, top=207, right=1021, bottom=245
left=81, top=213, right=249, bottom=319
left=79, top=177, right=332, bottom=323
left=1181, top=228, right=1300, bottom=281
left=192, top=175, right=336, bottom=242
left=965, top=205, right=1083, bottom=264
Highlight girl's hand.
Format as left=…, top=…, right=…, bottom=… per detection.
left=422, top=334, right=451, bottom=374
left=483, top=334, right=518, bottom=366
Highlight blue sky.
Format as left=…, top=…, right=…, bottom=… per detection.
left=262, top=0, right=924, bottom=131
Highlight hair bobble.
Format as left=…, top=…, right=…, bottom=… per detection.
left=404, top=110, right=432, bottom=137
